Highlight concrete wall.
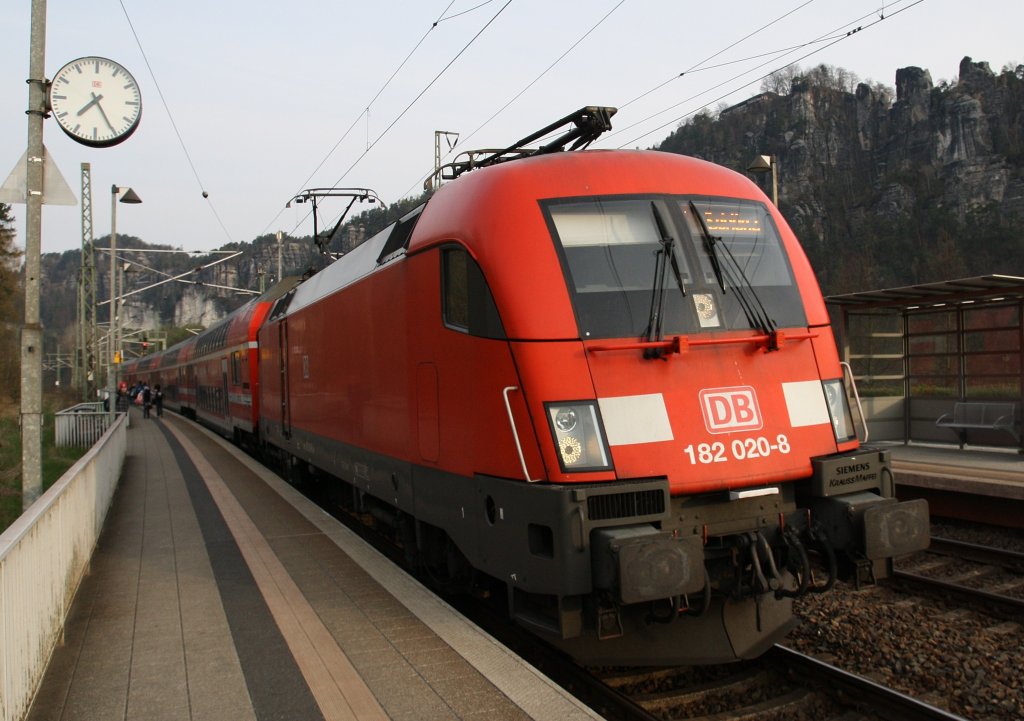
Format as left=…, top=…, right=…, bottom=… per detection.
left=0, top=415, right=127, bottom=721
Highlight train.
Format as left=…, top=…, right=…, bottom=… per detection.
left=122, top=107, right=929, bottom=666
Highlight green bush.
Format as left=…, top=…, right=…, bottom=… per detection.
left=0, top=395, right=87, bottom=533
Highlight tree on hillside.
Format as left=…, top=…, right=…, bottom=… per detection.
left=0, top=204, right=23, bottom=401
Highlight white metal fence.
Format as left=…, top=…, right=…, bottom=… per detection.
left=54, top=402, right=123, bottom=447
left=0, top=414, right=127, bottom=721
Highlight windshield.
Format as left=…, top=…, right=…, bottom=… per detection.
left=545, top=195, right=806, bottom=339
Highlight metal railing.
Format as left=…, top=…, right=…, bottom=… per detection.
left=0, top=414, right=127, bottom=721
left=55, top=401, right=126, bottom=447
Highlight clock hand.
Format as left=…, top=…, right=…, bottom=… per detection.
left=77, top=92, right=104, bottom=117
left=94, top=98, right=118, bottom=134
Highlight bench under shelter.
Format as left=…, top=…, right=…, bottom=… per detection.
left=827, top=275, right=1024, bottom=451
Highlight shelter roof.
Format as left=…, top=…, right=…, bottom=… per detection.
left=826, top=275, right=1024, bottom=311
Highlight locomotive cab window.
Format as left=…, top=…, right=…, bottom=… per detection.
left=441, top=247, right=506, bottom=339
left=544, top=195, right=805, bottom=339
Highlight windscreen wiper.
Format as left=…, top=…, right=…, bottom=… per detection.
left=689, top=201, right=779, bottom=346
left=643, top=204, right=686, bottom=359
left=689, top=201, right=726, bottom=292
left=718, top=242, right=778, bottom=339
left=652, top=203, right=687, bottom=300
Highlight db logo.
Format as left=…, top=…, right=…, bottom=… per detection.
left=699, top=386, right=763, bottom=434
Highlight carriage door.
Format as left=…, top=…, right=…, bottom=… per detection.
left=279, top=319, right=292, bottom=439
left=221, top=358, right=230, bottom=418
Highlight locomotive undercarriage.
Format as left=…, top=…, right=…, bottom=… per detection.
left=262, top=423, right=929, bottom=665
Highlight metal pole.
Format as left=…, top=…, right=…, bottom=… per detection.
left=21, top=0, right=47, bottom=510
left=276, top=230, right=282, bottom=282
left=770, top=157, right=779, bottom=207
left=80, top=162, right=95, bottom=400
left=109, top=185, right=117, bottom=422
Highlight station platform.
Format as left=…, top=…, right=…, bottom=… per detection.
left=882, top=440, right=1024, bottom=526
left=26, top=409, right=601, bottom=721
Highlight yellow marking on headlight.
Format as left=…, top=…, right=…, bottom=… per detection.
left=560, top=435, right=583, bottom=465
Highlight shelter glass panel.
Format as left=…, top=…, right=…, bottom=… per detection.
left=908, top=311, right=956, bottom=334
left=909, top=355, right=959, bottom=376
left=965, top=352, right=1021, bottom=376
left=907, top=332, right=956, bottom=355
left=964, top=329, right=1019, bottom=353
left=963, top=304, right=1019, bottom=330
left=965, top=375, right=1020, bottom=399
left=909, top=374, right=958, bottom=397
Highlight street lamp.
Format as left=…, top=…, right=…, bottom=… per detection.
left=747, top=154, right=778, bottom=206
left=108, top=185, right=142, bottom=420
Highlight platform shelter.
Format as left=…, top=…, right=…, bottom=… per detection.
left=827, top=275, right=1024, bottom=449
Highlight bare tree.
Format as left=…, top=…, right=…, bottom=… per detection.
left=0, top=204, right=23, bottom=402
left=761, top=65, right=803, bottom=95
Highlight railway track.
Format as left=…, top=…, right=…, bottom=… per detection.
left=586, top=645, right=964, bottom=721
left=893, top=535, right=1024, bottom=617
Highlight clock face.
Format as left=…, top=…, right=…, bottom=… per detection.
left=49, top=56, right=142, bottom=148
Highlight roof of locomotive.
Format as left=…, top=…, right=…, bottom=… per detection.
left=410, top=149, right=827, bottom=337
left=409, top=150, right=778, bottom=260
left=277, top=150, right=827, bottom=335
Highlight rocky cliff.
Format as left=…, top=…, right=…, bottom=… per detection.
left=658, top=57, right=1024, bottom=293
left=39, top=213, right=391, bottom=350
left=39, top=231, right=338, bottom=355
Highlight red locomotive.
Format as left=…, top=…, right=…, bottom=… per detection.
left=124, top=108, right=928, bottom=665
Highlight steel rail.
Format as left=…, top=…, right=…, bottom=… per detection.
left=892, top=569, right=1024, bottom=614
left=928, top=535, right=1024, bottom=572
left=768, top=645, right=967, bottom=721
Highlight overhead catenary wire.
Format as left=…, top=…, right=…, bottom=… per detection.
left=617, top=0, right=820, bottom=111
left=402, top=0, right=915, bottom=200
left=264, top=1, right=512, bottom=241
left=607, top=0, right=924, bottom=150
left=263, top=0, right=922, bottom=245
left=399, top=0, right=631, bottom=198
left=117, top=0, right=234, bottom=244
left=303, top=0, right=515, bottom=237
left=326, top=1, right=514, bottom=194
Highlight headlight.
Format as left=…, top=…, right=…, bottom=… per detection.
left=546, top=401, right=612, bottom=472
left=822, top=379, right=856, bottom=443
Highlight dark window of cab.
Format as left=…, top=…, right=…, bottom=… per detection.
left=441, top=246, right=506, bottom=339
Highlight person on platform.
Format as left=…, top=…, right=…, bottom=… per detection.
left=142, top=383, right=152, bottom=419
left=153, top=384, right=164, bottom=418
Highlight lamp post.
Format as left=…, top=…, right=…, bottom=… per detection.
left=747, top=154, right=778, bottom=206
left=108, top=184, right=142, bottom=421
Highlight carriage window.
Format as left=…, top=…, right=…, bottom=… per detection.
left=442, top=247, right=506, bottom=339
